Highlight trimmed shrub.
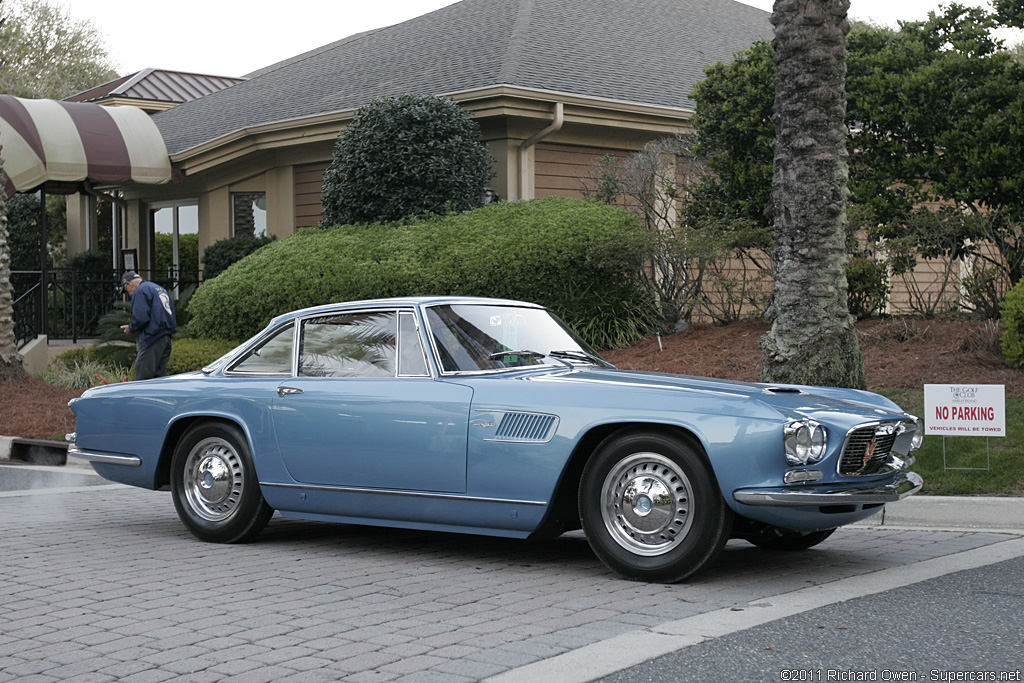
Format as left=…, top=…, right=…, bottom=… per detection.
left=202, top=235, right=275, bottom=280
left=846, top=256, right=890, bottom=319
left=166, top=338, right=240, bottom=375
left=1000, top=280, right=1024, bottom=367
left=321, top=94, right=493, bottom=225
left=188, top=197, right=656, bottom=348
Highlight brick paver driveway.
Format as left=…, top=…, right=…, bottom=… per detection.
left=0, top=469, right=1017, bottom=682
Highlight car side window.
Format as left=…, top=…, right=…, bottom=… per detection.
left=397, top=312, right=429, bottom=377
left=299, top=311, right=397, bottom=378
left=229, top=323, right=295, bottom=375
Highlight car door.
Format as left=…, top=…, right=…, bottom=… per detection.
left=272, top=309, right=471, bottom=493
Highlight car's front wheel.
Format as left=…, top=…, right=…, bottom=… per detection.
left=171, top=421, right=273, bottom=543
left=579, top=430, right=732, bottom=583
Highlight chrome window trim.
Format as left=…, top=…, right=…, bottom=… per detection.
left=225, top=305, right=439, bottom=380
left=294, top=305, right=435, bottom=380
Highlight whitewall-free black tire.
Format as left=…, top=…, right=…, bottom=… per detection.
left=171, top=421, right=273, bottom=543
left=579, top=430, right=732, bottom=583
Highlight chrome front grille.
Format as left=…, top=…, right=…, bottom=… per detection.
left=839, top=423, right=899, bottom=476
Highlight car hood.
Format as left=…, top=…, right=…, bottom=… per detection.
left=514, top=365, right=911, bottom=424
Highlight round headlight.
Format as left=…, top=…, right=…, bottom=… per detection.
left=785, top=419, right=827, bottom=465
left=911, top=430, right=924, bottom=450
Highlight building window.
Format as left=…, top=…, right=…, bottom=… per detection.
left=232, top=192, right=267, bottom=238
left=152, top=201, right=199, bottom=287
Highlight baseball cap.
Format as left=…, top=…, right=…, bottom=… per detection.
left=119, top=271, right=140, bottom=290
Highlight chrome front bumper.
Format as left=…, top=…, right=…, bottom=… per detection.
left=733, top=471, right=923, bottom=507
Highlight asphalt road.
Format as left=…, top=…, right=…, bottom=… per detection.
left=2, top=460, right=1023, bottom=682
left=596, top=556, right=1024, bottom=683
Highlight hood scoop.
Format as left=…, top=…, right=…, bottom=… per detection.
left=765, top=387, right=802, bottom=394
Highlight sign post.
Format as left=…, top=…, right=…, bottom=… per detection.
left=923, top=384, right=1006, bottom=471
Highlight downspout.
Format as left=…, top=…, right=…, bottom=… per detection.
left=518, top=101, right=563, bottom=201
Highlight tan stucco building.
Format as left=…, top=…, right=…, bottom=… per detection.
left=67, top=0, right=770, bottom=274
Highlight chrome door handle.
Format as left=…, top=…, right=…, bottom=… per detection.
left=277, top=386, right=304, bottom=397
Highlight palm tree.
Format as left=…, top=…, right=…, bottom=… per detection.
left=1, top=141, right=25, bottom=380
left=760, top=0, right=865, bottom=389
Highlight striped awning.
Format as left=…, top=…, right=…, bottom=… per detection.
left=0, top=95, right=174, bottom=199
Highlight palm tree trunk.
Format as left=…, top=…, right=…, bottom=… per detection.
left=760, top=0, right=865, bottom=388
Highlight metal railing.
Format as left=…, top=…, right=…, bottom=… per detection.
left=12, top=268, right=202, bottom=348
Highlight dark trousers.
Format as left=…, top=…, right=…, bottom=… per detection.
left=135, top=335, right=173, bottom=380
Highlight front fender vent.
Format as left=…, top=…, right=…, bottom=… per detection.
left=492, top=412, right=558, bottom=443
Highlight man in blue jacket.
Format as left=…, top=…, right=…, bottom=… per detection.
left=119, top=271, right=177, bottom=380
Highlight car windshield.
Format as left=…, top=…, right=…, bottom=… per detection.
left=425, top=303, right=608, bottom=373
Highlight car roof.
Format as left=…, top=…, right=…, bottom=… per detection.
left=267, top=296, right=542, bottom=327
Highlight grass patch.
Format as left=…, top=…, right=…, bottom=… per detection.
left=880, top=388, right=1024, bottom=496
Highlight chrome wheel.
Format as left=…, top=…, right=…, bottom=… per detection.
left=579, top=430, right=732, bottom=583
left=601, top=452, right=694, bottom=556
left=171, top=422, right=273, bottom=543
left=183, top=437, right=244, bottom=522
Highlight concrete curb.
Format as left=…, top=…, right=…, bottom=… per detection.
left=853, top=494, right=1024, bottom=534
left=0, top=437, right=68, bottom=465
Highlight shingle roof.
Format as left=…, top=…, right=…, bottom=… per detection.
left=154, top=0, right=770, bottom=155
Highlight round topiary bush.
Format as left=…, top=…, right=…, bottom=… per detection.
left=188, top=197, right=657, bottom=349
left=321, top=94, right=494, bottom=226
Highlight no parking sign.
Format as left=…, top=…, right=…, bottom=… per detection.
left=924, top=384, right=1006, bottom=437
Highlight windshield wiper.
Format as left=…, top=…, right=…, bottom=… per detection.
left=548, top=349, right=605, bottom=365
left=487, top=349, right=544, bottom=360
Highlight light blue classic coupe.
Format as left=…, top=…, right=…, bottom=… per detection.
left=69, top=297, right=923, bottom=582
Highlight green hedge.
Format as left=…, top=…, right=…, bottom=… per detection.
left=154, top=233, right=199, bottom=274
left=165, top=338, right=240, bottom=376
left=202, top=235, right=276, bottom=280
left=188, top=197, right=657, bottom=348
left=1001, top=279, right=1024, bottom=367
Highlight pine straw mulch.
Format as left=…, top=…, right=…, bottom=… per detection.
left=0, top=372, right=83, bottom=441
left=602, top=317, right=1024, bottom=397
left=1, top=317, right=1021, bottom=442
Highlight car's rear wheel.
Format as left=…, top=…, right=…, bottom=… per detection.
left=579, top=430, right=732, bottom=583
left=745, top=527, right=836, bottom=551
left=171, top=421, right=273, bottom=543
